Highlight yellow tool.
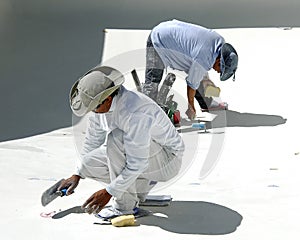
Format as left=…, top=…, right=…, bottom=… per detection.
left=111, top=215, right=135, bottom=227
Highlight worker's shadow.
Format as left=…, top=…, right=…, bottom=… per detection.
left=179, top=109, right=287, bottom=133
left=138, top=201, right=242, bottom=235
left=51, top=201, right=242, bottom=235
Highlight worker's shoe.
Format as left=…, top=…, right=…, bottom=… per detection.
left=97, top=206, right=139, bottom=219
left=202, top=102, right=228, bottom=112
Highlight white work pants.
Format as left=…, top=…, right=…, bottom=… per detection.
left=79, top=128, right=182, bottom=210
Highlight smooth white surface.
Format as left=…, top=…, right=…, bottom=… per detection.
left=0, top=27, right=300, bottom=239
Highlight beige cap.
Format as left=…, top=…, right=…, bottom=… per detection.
left=69, top=66, right=124, bottom=116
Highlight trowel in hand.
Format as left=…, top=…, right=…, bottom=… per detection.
left=41, top=179, right=67, bottom=206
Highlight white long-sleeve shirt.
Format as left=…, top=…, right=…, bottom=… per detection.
left=79, top=86, right=185, bottom=198
left=151, top=19, right=225, bottom=89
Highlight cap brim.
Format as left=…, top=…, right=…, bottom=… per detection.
left=86, top=84, right=121, bottom=112
left=70, top=81, right=122, bottom=117
left=220, top=69, right=234, bottom=81
left=69, top=80, right=89, bottom=117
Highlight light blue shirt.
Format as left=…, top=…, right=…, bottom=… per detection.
left=79, top=86, right=185, bottom=198
left=151, top=19, right=225, bottom=89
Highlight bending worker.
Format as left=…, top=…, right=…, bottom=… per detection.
left=58, top=66, right=185, bottom=218
left=143, top=19, right=238, bottom=118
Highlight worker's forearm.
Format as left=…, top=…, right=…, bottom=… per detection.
left=187, top=85, right=196, bottom=108
left=186, top=86, right=196, bottom=120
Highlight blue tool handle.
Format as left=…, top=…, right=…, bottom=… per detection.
left=60, top=188, right=67, bottom=196
left=191, top=123, right=206, bottom=129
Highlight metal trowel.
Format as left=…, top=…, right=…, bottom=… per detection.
left=41, top=179, right=67, bottom=206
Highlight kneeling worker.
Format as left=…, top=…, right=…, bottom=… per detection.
left=58, top=66, right=185, bottom=218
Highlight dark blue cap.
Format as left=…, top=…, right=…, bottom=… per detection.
left=220, top=43, right=238, bottom=81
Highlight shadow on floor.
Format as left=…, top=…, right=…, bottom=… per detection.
left=179, top=109, right=287, bottom=133
left=209, top=109, right=286, bottom=128
left=138, top=201, right=243, bottom=235
left=52, top=201, right=242, bottom=235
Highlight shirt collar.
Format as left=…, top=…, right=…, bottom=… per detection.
left=108, top=85, right=123, bottom=113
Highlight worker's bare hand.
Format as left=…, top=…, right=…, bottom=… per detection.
left=186, top=104, right=196, bottom=120
left=57, top=175, right=81, bottom=196
left=82, top=189, right=112, bottom=214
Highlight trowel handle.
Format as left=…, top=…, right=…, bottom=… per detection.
left=58, top=188, right=67, bottom=197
